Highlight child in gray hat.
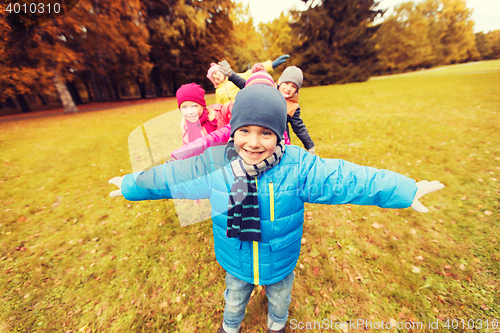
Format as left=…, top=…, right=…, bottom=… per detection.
left=278, top=66, right=316, bottom=155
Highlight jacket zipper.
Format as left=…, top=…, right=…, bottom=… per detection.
left=269, top=182, right=274, bottom=222
left=253, top=177, right=259, bottom=285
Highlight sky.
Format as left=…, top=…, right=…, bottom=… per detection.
left=238, top=0, right=500, bottom=33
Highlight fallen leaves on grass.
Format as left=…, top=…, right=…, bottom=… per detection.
left=411, top=266, right=421, bottom=274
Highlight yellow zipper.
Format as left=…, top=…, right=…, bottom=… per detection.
left=269, top=182, right=274, bottom=222
left=253, top=177, right=259, bottom=285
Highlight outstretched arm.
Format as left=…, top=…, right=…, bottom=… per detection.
left=219, top=60, right=246, bottom=89
left=299, top=152, right=444, bottom=211
left=108, top=151, right=214, bottom=201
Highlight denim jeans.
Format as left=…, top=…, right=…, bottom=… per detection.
left=222, top=271, right=295, bottom=333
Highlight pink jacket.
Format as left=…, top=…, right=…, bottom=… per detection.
left=171, top=124, right=291, bottom=160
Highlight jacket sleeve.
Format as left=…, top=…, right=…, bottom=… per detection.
left=298, top=151, right=418, bottom=208
left=121, top=150, right=214, bottom=201
left=228, top=72, right=246, bottom=90
left=237, top=60, right=274, bottom=81
left=171, top=124, right=231, bottom=160
left=288, top=107, right=315, bottom=150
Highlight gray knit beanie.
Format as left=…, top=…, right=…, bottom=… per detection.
left=278, top=66, right=303, bottom=89
left=230, top=85, right=287, bottom=141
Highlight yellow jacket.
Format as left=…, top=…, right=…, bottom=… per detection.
left=215, top=60, right=273, bottom=104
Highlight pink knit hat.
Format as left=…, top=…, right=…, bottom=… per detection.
left=176, top=83, right=206, bottom=108
left=206, top=63, right=221, bottom=86
left=245, top=71, right=276, bottom=88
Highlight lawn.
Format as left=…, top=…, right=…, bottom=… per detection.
left=1, top=60, right=499, bottom=332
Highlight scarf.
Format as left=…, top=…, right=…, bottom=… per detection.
left=286, top=93, right=300, bottom=117
left=225, top=138, right=285, bottom=242
left=186, top=108, right=218, bottom=143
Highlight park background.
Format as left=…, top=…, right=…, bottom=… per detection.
left=1, top=0, right=500, bottom=115
left=1, top=0, right=500, bottom=332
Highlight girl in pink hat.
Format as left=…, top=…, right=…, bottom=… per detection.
left=176, top=83, right=231, bottom=146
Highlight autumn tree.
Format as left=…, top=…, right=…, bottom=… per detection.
left=375, top=2, right=434, bottom=74
left=223, top=3, right=266, bottom=72
left=258, top=12, right=302, bottom=78
left=0, top=2, right=82, bottom=112
left=291, top=0, right=383, bottom=86
left=144, top=0, right=235, bottom=95
left=66, top=0, right=152, bottom=101
left=475, top=30, right=500, bottom=60
left=420, top=0, right=479, bottom=65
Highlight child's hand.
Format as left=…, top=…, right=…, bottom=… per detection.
left=272, top=54, right=290, bottom=68
left=411, top=180, right=445, bottom=212
left=218, top=60, right=233, bottom=76
left=108, top=176, right=124, bottom=198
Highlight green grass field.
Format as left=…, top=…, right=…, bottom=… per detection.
left=1, top=60, right=499, bottom=333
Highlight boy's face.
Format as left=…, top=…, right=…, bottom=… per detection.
left=233, top=125, right=277, bottom=165
left=212, top=71, right=226, bottom=86
left=179, top=101, right=204, bottom=123
left=278, top=82, right=298, bottom=99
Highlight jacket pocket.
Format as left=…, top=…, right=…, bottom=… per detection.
left=214, top=226, right=242, bottom=270
left=269, top=227, right=302, bottom=276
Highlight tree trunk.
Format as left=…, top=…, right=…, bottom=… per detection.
left=4, top=96, right=18, bottom=109
left=109, top=76, right=121, bottom=100
left=89, top=71, right=110, bottom=102
left=84, top=80, right=94, bottom=102
left=66, top=81, right=83, bottom=105
left=38, top=94, right=48, bottom=105
left=53, top=74, right=78, bottom=113
left=15, top=94, right=31, bottom=113
left=151, top=66, right=162, bottom=97
left=136, top=77, right=147, bottom=99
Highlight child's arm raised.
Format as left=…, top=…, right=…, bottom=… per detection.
left=108, top=150, right=214, bottom=201
left=298, top=152, right=443, bottom=211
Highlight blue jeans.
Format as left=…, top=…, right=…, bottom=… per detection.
left=222, top=271, right=295, bottom=333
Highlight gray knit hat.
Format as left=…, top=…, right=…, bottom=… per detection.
left=278, top=66, right=303, bottom=89
left=230, top=85, right=287, bottom=141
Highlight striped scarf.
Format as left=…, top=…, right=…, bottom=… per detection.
left=225, top=138, right=285, bottom=242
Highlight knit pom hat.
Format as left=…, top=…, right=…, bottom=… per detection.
left=176, top=83, right=206, bottom=108
left=206, top=63, right=221, bottom=86
left=230, top=85, right=287, bottom=141
left=278, top=66, right=303, bottom=90
left=245, top=71, right=276, bottom=88
left=251, top=63, right=265, bottom=73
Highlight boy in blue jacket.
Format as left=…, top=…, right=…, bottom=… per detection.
left=108, top=85, right=444, bottom=333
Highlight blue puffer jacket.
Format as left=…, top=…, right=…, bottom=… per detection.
left=121, top=145, right=417, bottom=286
